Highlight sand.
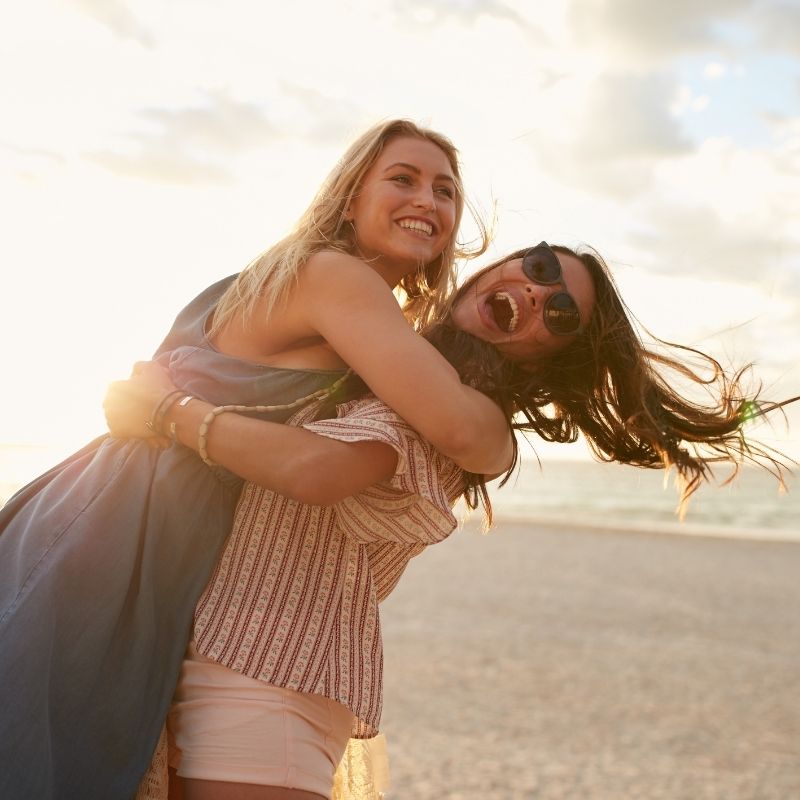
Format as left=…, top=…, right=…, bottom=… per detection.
left=379, top=519, right=800, bottom=800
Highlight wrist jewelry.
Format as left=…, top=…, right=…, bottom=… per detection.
left=167, top=395, right=195, bottom=442
left=148, top=392, right=195, bottom=439
left=146, top=390, right=184, bottom=436
left=196, top=370, right=352, bottom=467
left=164, top=394, right=195, bottom=442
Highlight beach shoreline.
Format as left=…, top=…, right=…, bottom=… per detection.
left=490, top=510, right=800, bottom=544
left=5, top=449, right=798, bottom=544
left=380, top=518, right=800, bottom=799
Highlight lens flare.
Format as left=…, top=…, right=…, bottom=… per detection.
left=739, top=400, right=761, bottom=425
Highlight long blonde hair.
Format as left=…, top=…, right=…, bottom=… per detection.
left=211, top=119, right=490, bottom=335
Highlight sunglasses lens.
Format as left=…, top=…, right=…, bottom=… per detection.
left=544, top=293, right=581, bottom=335
left=523, top=249, right=561, bottom=284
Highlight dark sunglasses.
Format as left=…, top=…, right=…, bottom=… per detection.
left=522, top=242, right=582, bottom=336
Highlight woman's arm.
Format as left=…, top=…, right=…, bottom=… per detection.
left=178, top=402, right=400, bottom=505
left=293, top=253, right=513, bottom=475
left=104, top=365, right=398, bottom=505
left=108, top=251, right=513, bottom=477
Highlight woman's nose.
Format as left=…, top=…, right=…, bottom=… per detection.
left=523, top=282, right=545, bottom=308
left=412, top=187, right=437, bottom=212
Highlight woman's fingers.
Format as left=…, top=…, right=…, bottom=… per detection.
left=103, top=380, right=154, bottom=438
left=131, top=360, right=160, bottom=377
left=106, top=362, right=182, bottom=440
left=130, top=360, right=177, bottom=393
left=132, top=359, right=165, bottom=377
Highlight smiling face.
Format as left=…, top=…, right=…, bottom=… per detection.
left=451, top=250, right=596, bottom=361
left=345, top=135, right=458, bottom=286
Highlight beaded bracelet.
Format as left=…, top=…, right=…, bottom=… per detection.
left=197, top=370, right=352, bottom=467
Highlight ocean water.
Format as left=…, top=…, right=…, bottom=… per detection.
left=485, top=458, right=799, bottom=541
left=2, top=445, right=798, bottom=542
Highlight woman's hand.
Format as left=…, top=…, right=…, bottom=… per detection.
left=103, top=361, right=179, bottom=442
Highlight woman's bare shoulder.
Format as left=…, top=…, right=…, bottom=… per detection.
left=305, top=248, right=364, bottom=267
left=300, top=250, right=395, bottom=300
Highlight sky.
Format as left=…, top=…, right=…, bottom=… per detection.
left=1, top=0, right=799, bottom=467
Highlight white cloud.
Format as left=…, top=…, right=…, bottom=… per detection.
left=627, top=202, right=796, bottom=288
left=671, top=86, right=711, bottom=116
left=611, top=129, right=800, bottom=388
left=87, top=146, right=234, bottom=185
left=763, top=113, right=800, bottom=175
left=566, top=1, right=800, bottom=66
left=277, top=84, right=372, bottom=144
left=390, top=0, right=530, bottom=27
left=703, top=61, right=727, bottom=79
left=581, top=74, right=693, bottom=157
left=84, top=89, right=281, bottom=184
left=134, top=91, right=279, bottom=153
left=524, top=72, right=694, bottom=198
left=566, top=0, right=750, bottom=64
left=69, top=0, right=155, bottom=47
left=752, top=1, right=800, bottom=56
left=627, top=131, right=800, bottom=289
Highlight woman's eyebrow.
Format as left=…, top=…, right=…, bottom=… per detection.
left=383, top=162, right=456, bottom=183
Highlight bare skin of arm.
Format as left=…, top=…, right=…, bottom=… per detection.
left=298, top=254, right=512, bottom=473
left=221, top=252, right=512, bottom=475
left=105, top=363, right=398, bottom=505
left=107, top=251, right=513, bottom=477
left=169, top=399, right=399, bottom=505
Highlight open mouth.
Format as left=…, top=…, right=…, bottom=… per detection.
left=398, top=219, right=434, bottom=237
left=488, top=291, right=519, bottom=333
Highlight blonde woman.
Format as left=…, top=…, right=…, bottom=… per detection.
left=0, top=120, right=511, bottom=800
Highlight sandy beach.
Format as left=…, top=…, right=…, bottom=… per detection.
left=379, top=519, right=800, bottom=800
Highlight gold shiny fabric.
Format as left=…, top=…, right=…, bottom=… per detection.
left=333, top=735, right=390, bottom=800
left=134, top=726, right=169, bottom=800
left=136, top=729, right=390, bottom=800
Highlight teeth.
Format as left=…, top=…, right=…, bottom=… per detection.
left=489, top=291, right=518, bottom=333
left=398, top=219, right=433, bottom=236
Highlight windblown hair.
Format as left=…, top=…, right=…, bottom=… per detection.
left=210, top=119, right=490, bottom=336
left=422, top=245, right=797, bottom=522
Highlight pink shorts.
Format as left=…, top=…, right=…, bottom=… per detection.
left=167, top=644, right=354, bottom=798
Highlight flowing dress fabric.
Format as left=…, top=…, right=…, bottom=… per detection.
left=0, top=276, right=349, bottom=800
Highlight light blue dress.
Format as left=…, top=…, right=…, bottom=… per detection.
left=0, top=276, right=350, bottom=799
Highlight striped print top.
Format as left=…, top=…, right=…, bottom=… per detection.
left=193, top=396, right=466, bottom=737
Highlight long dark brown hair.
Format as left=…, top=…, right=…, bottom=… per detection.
left=421, top=244, right=797, bottom=523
